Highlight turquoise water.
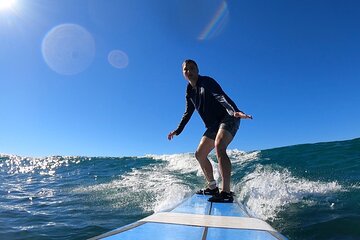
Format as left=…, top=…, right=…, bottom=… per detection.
left=1, top=138, right=359, bottom=239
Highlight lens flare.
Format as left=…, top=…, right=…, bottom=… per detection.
left=108, top=50, right=129, bottom=69
left=198, top=1, right=229, bottom=41
left=42, top=24, right=95, bottom=75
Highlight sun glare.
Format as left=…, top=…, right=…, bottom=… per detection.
left=0, top=0, right=16, bottom=11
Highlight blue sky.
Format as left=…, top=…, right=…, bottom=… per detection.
left=1, top=0, right=359, bottom=157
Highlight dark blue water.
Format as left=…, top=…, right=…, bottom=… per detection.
left=1, top=138, right=359, bottom=239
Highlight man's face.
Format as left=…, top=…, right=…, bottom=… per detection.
left=182, top=62, right=198, bottom=81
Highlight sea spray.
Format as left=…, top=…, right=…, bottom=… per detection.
left=236, top=165, right=343, bottom=220
left=1, top=138, right=359, bottom=239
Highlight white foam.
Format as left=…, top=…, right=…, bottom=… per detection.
left=236, top=165, right=343, bottom=220
left=227, top=149, right=260, bottom=164
left=351, top=183, right=360, bottom=189
left=147, top=150, right=260, bottom=187
left=146, top=153, right=199, bottom=173
left=72, top=161, right=192, bottom=213
left=147, top=152, right=221, bottom=183
left=71, top=151, right=261, bottom=214
left=153, top=184, right=191, bottom=212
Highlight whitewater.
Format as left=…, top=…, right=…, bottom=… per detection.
left=0, top=138, right=359, bottom=239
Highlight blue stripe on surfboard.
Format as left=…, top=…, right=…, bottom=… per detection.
left=171, top=194, right=211, bottom=214
left=171, top=193, right=248, bottom=217
left=211, top=201, right=248, bottom=217
left=103, top=223, right=204, bottom=240
left=207, top=228, right=279, bottom=240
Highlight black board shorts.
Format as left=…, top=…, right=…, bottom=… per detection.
left=203, top=115, right=240, bottom=140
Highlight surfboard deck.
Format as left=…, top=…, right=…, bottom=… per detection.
left=89, top=194, right=287, bottom=240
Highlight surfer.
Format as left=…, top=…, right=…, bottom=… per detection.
left=168, top=59, right=252, bottom=203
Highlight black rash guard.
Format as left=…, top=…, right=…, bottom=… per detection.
left=174, top=75, right=241, bottom=135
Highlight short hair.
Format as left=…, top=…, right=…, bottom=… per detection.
left=182, top=59, right=199, bottom=71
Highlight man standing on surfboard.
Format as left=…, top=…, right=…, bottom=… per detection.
left=168, top=59, right=252, bottom=203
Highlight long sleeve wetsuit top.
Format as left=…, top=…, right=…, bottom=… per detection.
left=174, top=75, right=240, bottom=135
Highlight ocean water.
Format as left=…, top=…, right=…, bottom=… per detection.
left=0, top=138, right=359, bottom=240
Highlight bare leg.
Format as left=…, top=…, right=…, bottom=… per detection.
left=214, top=129, right=234, bottom=193
left=195, top=136, right=215, bottom=186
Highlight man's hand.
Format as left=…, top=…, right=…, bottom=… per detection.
left=168, top=131, right=177, bottom=140
left=234, top=111, right=253, bottom=119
